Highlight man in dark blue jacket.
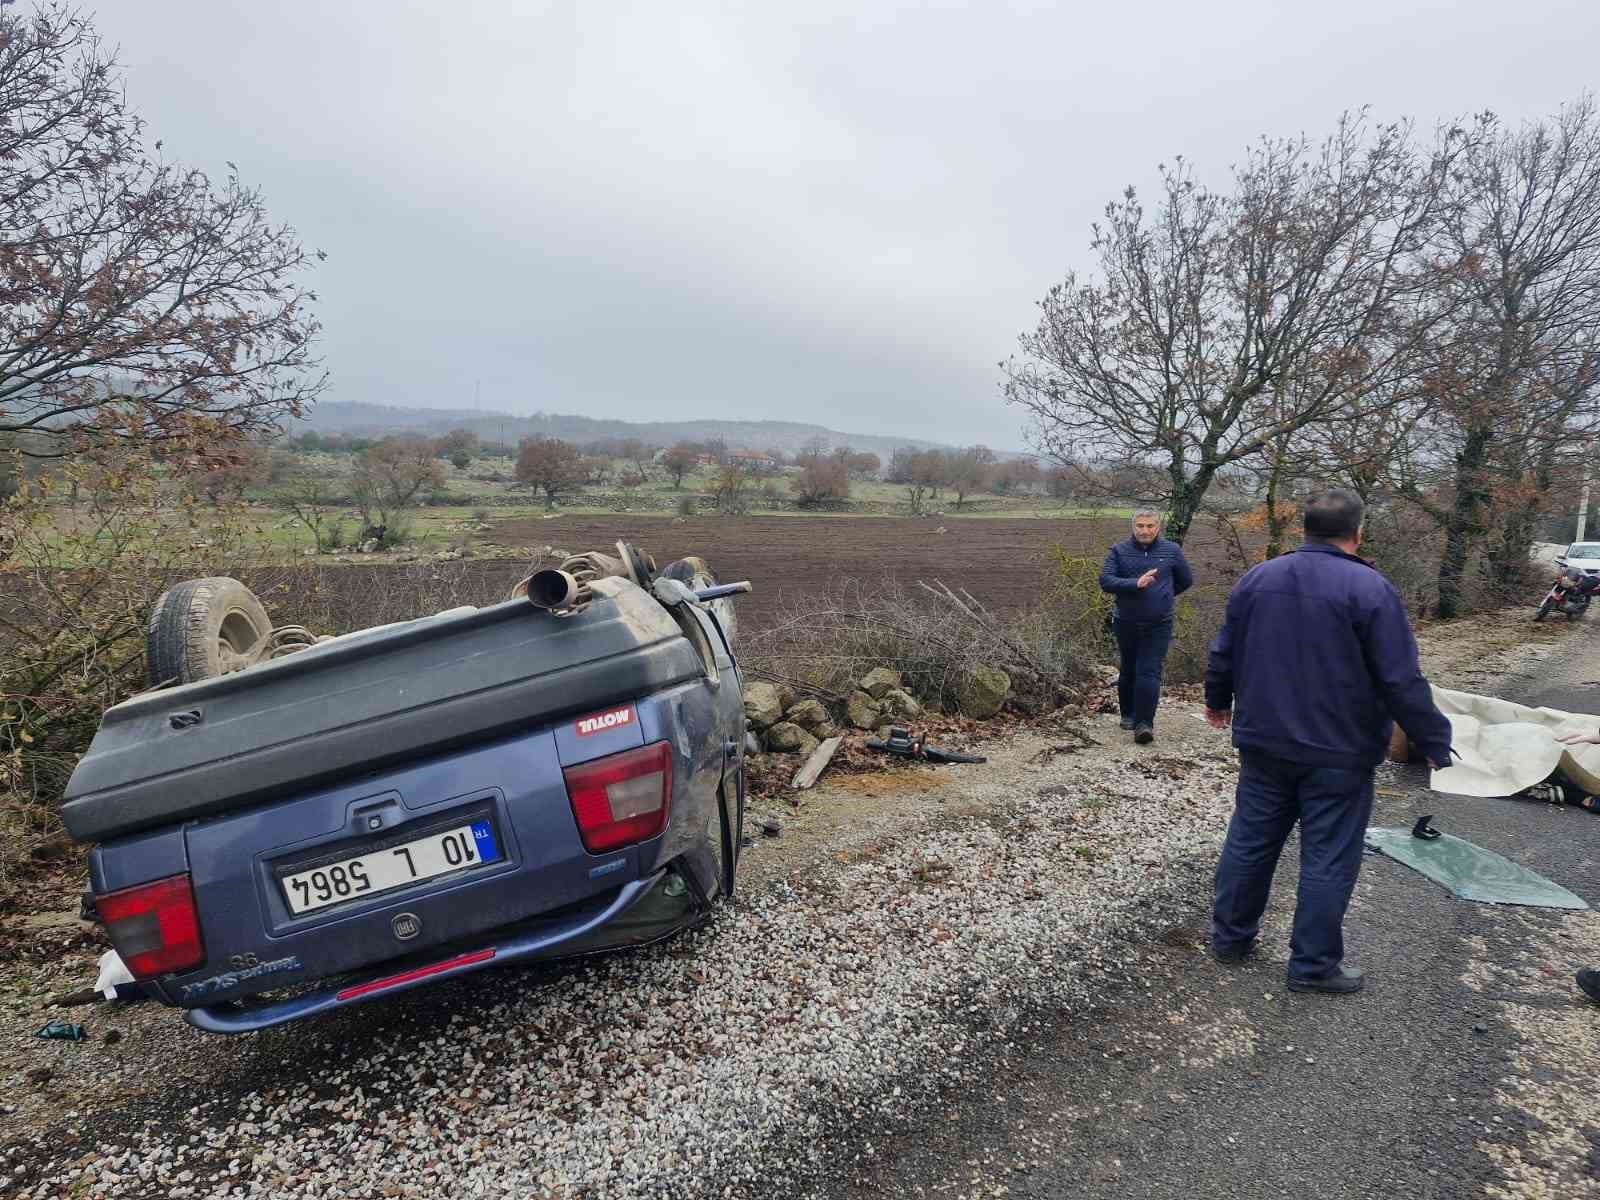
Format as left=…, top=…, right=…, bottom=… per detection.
left=1204, top=489, right=1452, bottom=994
left=1101, top=509, right=1193, bottom=744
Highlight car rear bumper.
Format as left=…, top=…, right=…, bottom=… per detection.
left=184, top=869, right=670, bottom=1034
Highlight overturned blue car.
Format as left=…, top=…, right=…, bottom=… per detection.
left=60, top=546, right=748, bottom=1033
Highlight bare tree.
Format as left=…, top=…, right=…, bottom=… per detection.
left=1005, top=113, right=1470, bottom=542
left=0, top=5, right=323, bottom=457
left=662, top=443, right=697, bottom=488
left=615, top=437, right=653, bottom=481
left=1421, top=99, right=1600, bottom=615
left=514, top=436, right=587, bottom=509
left=351, top=438, right=444, bottom=529
left=712, top=463, right=756, bottom=514
left=790, top=449, right=851, bottom=507
left=281, top=474, right=349, bottom=552
left=946, top=448, right=993, bottom=508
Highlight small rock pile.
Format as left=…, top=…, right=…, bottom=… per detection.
left=743, top=681, right=835, bottom=757
left=743, top=663, right=1013, bottom=754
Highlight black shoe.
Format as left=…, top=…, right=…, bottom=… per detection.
left=1286, top=965, right=1365, bottom=994
left=1212, top=937, right=1259, bottom=965
left=1578, top=969, right=1600, bottom=1004
left=1119, top=717, right=1136, bottom=731
left=1134, top=723, right=1154, bottom=745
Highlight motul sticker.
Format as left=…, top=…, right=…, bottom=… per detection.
left=575, top=706, right=635, bottom=737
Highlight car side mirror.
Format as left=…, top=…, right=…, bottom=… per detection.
left=1557, top=556, right=1569, bottom=566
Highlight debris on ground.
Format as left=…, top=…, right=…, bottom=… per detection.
left=1029, top=743, right=1083, bottom=765
left=1365, top=826, right=1590, bottom=909
left=93, top=949, right=137, bottom=1001
left=790, top=736, right=842, bottom=790
left=46, top=987, right=100, bottom=1008
left=866, top=726, right=988, bottom=765
left=34, top=1021, right=87, bottom=1042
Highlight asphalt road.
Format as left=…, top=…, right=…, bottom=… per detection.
left=845, top=628, right=1600, bottom=1200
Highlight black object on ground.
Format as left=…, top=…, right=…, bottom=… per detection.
left=865, top=726, right=987, bottom=765
left=1412, top=814, right=1442, bottom=840
left=1578, top=969, right=1600, bottom=1004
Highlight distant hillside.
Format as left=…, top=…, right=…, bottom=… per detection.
left=292, top=402, right=982, bottom=458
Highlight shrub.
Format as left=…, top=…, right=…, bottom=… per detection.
left=742, top=577, right=1101, bottom=717
left=1, top=450, right=256, bottom=821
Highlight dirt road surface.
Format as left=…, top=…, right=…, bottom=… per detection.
left=1, top=609, right=1591, bottom=1198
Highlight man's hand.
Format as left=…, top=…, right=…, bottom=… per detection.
left=1205, top=707, right=1232, bottom=730
left=1559, top=730, right=1600, bottom=746
left=1136, top=568, right=1159, bottom=589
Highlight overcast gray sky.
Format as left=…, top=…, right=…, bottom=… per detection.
left=97, top=1, right=1599, bottom=449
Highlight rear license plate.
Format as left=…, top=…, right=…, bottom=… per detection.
left=281, top=819, right=501, bottom=915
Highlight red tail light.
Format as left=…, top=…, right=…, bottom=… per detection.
left=95, top=873, right=205, bottom=979
left=564, top=741, right=672, bottom=853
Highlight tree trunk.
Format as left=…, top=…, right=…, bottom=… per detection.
left=1436, top=426, right=1493, bottom=619
left=1263, top=451, right=1287, bottom=559
left=1488, top=419, right=1562, bottom=591
left=1165, top=466, right=1216, bottom=545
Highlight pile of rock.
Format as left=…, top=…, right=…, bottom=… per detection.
left=843, top=668, right=923, bottom=731
left=742, top=663, right=1014, bottom=755
left=742, top=681, right=835, bottom=757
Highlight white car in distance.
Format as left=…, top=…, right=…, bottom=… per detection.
left=1557, top=542, right=1600, bottom=578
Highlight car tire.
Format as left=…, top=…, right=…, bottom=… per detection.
left=146, top=577, right=273, bottom=687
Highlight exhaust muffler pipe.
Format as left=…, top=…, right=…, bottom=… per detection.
left=524, top=569, right=582, bottom=611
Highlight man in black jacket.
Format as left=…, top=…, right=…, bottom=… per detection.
left=1204, top=490, right=1453, bottom=994
left=1100, top=509, right=1193, bottom=744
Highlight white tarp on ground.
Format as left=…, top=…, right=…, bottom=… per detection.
left=1429, top=686, right=1600, bottom=798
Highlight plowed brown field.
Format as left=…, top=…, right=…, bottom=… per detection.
left=483, top=514, right=1238, bottom=636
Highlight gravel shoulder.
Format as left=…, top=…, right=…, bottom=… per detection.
left=0, top=606, right=1582, bottom=1198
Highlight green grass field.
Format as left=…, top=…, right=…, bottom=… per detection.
left=20, top=451, right=1133, bottom=564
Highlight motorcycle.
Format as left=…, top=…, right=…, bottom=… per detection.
left=1534, top=568, right=1600, bottom=621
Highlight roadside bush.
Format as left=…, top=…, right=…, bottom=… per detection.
left=0, top=451, right=256, bottom=832
left=713, top=465, right=754, bottom=514
left=379, top=513, right=414, bottom=549
left=742, top=577, right=1102, bottom=716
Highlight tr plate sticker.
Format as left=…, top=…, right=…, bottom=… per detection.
left=575, top=705, right=634, bottom=737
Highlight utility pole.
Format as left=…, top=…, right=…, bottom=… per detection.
left=1579, top=449, right=1592, bottom=544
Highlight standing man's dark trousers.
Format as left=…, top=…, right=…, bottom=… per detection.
left=1114, top=617, right=1173, bottom=728
left=1212, top=750, right=1375, bottom=981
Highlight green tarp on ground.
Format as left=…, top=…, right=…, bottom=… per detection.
left=1364, top=827, right=1590, bottom=910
